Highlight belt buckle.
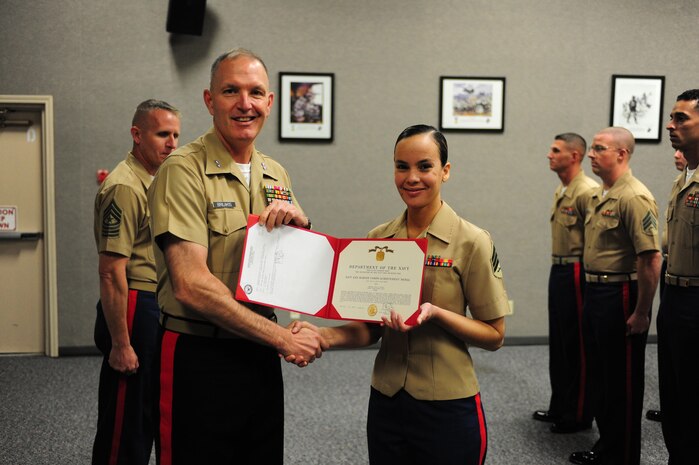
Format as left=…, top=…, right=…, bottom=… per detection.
left=599, top=274, right=609, bottom=283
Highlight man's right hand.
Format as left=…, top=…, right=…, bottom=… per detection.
left=108, top=344, right=139, bottom=374
left=281, top=324, right=328, bottom=367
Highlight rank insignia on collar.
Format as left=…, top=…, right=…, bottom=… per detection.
left=261, top=162, right=268, bottom=171
left=214, top=160, right=221, bottom=168
left=685, top=192, right=699, bottom=208
left=264, top=185, right=293, bottom=205
left=425, top=255, right=453, bottom=267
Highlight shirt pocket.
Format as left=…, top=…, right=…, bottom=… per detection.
left=676, top=202, right=699, bottom=250
left=206, top=205, right=248, bottom=273
left=596, top=216, right=621, bottom=250
left=556, top=213, right=577, bottom=229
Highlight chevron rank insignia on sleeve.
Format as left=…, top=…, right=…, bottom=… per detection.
left=102, top=200, right=122, bottom=238
left=491, top=247, right=503, bottom=278
left=642, top=210, right=657, bottom=235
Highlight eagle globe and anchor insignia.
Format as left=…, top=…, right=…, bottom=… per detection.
left=365, top=246, right=395, bottom=316
left=368, top=245, right=394, bottom=262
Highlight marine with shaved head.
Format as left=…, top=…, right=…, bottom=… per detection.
left=569, top=127, right=661, bottom=465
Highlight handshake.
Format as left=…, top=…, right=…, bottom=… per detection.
left=279, top=320, right=329, bottom=368
left=274, top=304, right=434, bottom=367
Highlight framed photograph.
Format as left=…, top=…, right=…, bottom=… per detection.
left=610, top=75, right=665, bottom=142
left=439, top=77, right=506, bottom=132
left=279, top=72, right=334, bottom=142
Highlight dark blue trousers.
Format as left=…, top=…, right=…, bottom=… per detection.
left=658, top=284, right=699, bottom=465
left=156, top=330, right=284, bottom=465
left=584, top=281, right=646, bottom=465
left=367, top=388, right=487, bottom=465
left=92, top=290, right=159, bottom=465
left=547, top=262, right=592, bottom=425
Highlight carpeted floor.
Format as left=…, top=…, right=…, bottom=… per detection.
left=0, top=344, right=667, bottom=464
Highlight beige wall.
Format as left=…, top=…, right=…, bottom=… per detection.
left=1, top=0, right=696, bottom=347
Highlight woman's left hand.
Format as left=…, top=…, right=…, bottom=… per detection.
left=382, top=303, right=438, bottom=332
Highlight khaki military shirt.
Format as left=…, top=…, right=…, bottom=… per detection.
left=583, top=170, right=660, bottom=273
left=148, top=128, right=304, bottom=324
left=368, top=202, right=511, bottom=400
left=551, top=171, right=598, bottom=257
left=94, top=152, right=156, bottom=292
left=665, top=169, right=699, bottom=276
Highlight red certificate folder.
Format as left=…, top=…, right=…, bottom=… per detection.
left=236, top=215, right=428, bottom=324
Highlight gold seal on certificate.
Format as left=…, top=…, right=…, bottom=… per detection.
left=367, top=304, right=378, bottom=316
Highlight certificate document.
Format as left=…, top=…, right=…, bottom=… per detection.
left=236, top=215, right=427, bottom=324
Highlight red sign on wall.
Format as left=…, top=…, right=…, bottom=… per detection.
left=0, top=206, right=17, bottom=231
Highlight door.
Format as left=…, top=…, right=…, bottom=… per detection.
left=0, top=96, right=57, bottom=356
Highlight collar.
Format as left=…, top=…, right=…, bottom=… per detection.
left=676, top=168, right=699, bottom=193
left=558, top=170, right=586, bottom=199
left=593, top=169, right=633, bottom=202
left=125, top=151, right=154, bottom=189
left=380, top=201, right=457, bottom=244
left=201, top=128, right=278, bottom=184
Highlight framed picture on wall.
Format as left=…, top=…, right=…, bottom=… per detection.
left=439, top=76, right=506, bottom=132
left=279, top=72, right=334, bottom=142
left=610, top=75, right=665, bottom=142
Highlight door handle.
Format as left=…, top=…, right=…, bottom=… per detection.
left=0, top=231, right=43, bottom=241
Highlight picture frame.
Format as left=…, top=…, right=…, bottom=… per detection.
left=279, top=72, right=334, bottom=142
left=609, top=75, right=665, bottom=142
left=439, top=76, right=506, bottom=132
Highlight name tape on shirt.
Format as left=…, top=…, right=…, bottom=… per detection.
left=212, top=201, right=236, bottom=209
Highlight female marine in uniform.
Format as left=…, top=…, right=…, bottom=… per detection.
left=292, top=124, right=511, bottom=465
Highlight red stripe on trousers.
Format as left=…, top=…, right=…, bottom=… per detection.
left=475, top=393, right=487, bottom=465
left=573, top=262, right=587, bottom=422
left=159, top=330, right=179, bottom=465
left=108, top=289, right=138, bottom=465
left=621, top=283, right=632, bottom=465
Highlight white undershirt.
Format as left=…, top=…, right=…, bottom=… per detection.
left=686, top=168, right=696, bottom=186
left=236, top=162, right=251, bottom=186
left=602, top=189, right=609, bottom=198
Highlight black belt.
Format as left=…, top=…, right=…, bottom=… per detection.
left=159, top=312, right=277, bottom=339
left=585, top=272, right=637, bottom=283
left=665, top=274, right=699, bottom=287
left=552, top=255, right=581, bottom=265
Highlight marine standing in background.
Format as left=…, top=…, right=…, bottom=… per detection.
left=569, top=127, right=660, bottom=465
left=657, top=89, right=699, bottom=464
left=645, top=149, right=687, bottom=424
left=533, top=133, right=597, bottom=434
left=92, top=99, right=181, bottom=465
